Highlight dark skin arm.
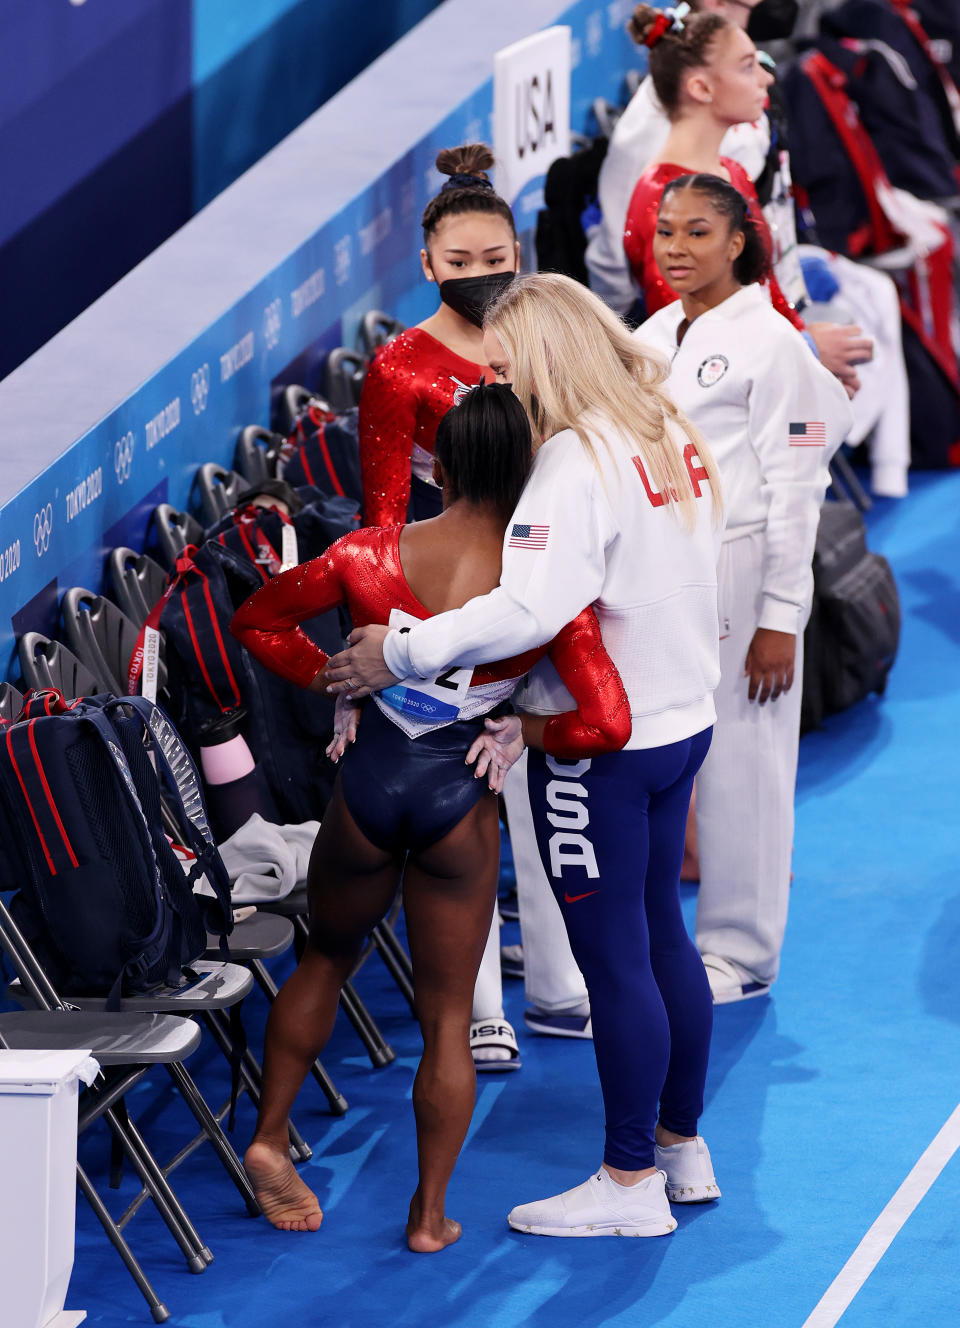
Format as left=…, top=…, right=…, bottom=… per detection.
left=745, top=627, right=796, bottom=703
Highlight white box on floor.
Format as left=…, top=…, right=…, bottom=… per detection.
left=0, top=1049, right=99, bottom=1328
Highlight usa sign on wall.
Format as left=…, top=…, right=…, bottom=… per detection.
left=493, top=26, right=572, bottom=228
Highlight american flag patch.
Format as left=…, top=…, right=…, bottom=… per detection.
left=508, top=523, right=549, bottom=550
left=789, top=421, right=826, bottom=446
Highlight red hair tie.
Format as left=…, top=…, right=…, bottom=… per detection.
left=643, top=13, right=672, bottom=47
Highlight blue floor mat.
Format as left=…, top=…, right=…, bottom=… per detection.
left=64, top=472, right=960, bottom=1327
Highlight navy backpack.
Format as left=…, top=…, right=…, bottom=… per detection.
left=277, top=402, right=363, bottom=514
left=0, top=690, right=232, bottom=1005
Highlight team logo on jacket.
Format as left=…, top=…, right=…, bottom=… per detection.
left=697, top=354, right=729, bottom=388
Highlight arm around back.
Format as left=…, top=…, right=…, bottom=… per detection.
left=539, top=606, right=632, bottom=758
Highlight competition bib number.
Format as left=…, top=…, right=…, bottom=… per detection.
left=379, top=608, right=474, bottom=723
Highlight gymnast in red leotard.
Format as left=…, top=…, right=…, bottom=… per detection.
left=233, top=383, right=629, bottom=1252
left=360, top=143, right=519, bottom=527
left=622, top=4, right=804, bottom=331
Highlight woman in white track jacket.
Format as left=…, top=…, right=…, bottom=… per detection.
left=638, top=172, right=852, bottom=1004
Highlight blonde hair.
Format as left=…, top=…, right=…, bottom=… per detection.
left=484, top=272, right=722, bottom=528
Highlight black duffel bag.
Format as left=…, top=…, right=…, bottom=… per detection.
left=801, top=499, right=901, bottom=731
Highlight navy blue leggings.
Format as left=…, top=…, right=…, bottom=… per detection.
left=526, top=728, right=713, bottom=1171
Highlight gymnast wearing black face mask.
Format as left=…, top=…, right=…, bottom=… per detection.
left=358, top=144, right=519, bottom=529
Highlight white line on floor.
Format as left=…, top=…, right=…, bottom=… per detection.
left=802, top=1101, right=960, bottom=1328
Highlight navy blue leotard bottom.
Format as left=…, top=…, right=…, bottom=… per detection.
left=526, top=727, right=714, bottom=1171
left=339, top=697, right=493, bottom=854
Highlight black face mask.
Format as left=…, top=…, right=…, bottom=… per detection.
left=438, top=272, right=515, bottom=327
left=747, top=0, right=799, bottom=42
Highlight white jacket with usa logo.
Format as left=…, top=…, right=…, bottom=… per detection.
left=383, top=410, right=722, bottom=751
left=638, top=284, right=853, bottom=636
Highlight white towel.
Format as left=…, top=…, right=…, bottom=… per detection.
left=217, top=814, right=320, bottom=903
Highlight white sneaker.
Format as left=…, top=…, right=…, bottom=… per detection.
left=701, top=954, right=771, bottom=1005
left=654, top=1136, right=721, bottom=1203
left=507, top=1167, right=677, bottom=1238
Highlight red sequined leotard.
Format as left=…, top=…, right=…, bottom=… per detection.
left=359, top=328, right=494, bottom=527
left=230, top=526, right=631, bottom=758
left=623, top=158, right=805, bottom=329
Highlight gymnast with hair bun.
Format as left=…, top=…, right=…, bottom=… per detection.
left=360, top=142, right=530, bottom=1070
left=359, top=143, right=519, bottom=528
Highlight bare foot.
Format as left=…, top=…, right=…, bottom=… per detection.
left=245, top=1139, right=323, bottom=1232
left=406, top=1196, right=462, bottom=1253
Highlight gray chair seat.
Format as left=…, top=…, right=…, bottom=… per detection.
left=9, top=961, right=253, bottom=1013
left=258, top=884, right=308, bottom=918
left=0, top=1010, right=201, bottom=1065
left=205, top=911, right=293, bottom=961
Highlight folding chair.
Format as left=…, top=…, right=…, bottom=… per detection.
left=203, top=910, right=348, bottom=1125
left=234, top=426, right=284, bottom=484
left=5, top=950, right=259, bottom=1205
left=322, top=348, right=367, bottom=411
left=60, top=586, right=167, bottom=698
left=149, top=504, right=204, bottom=571
left=0, top=681, right=24, bottom=722
left=194, top=463, right=245, bottom=528
left=274, top=383, right=320, bottom=438
left=0, top=897, right=220, bottom=1321
left=108, top=547, right=167, bottom=628
left=357, top=309, right=405, bottom=356
left=18, top=633, right=100, bottom=700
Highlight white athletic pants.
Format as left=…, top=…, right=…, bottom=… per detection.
left=504, top=750, right=588, bottom=1012
left=471, top=751, right=588, bottom=1019
left=694, top=531, right=804, bottom=985
left=472, top=906, right=503, bottom=1022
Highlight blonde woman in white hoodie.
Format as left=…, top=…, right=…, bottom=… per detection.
left=639, top=173, right=852, bottom=1004
left=326, top=273, right=729, bottom=1239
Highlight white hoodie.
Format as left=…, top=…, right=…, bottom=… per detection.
left=638, top=285, right=852, bottom=634
left=382, top=415, right=722, bottom=750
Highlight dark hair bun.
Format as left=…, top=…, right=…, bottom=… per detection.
left=435, top=144, right=495, bottom=183
left=628, top=4, right=669, bottom=47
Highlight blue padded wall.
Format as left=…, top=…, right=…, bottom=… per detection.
left=0, top=0, right=443, bottom=382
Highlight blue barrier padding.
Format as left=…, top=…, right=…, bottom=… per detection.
left=0, top=0, right=641, bottom=680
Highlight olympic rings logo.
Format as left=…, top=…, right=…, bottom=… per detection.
left=114, top=431, right=135, bottom=484
left=263, top=299, right=282, bottom=352
left=33, top=503, right=53, bottom=557
left=191, top=363, right=210, bottom=416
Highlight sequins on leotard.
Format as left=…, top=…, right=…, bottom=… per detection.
left=359, top=328, right=494, bottom=527
left=229, top=528, right=632, bottom=758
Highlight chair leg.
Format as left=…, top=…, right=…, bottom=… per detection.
left=77, top=1163, right=171, bottom=1323
left=201, top=1009, right=314, bottom=1162
left=372, top=921, right=417, bottom=1014
left=165, top=1061, right=261, bottom=1217
left=340, top=981, right=395, bottom=1067
left=102, top=1103, right=208, bottom=1273
left=250, top=957, right=349, bottom=1116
